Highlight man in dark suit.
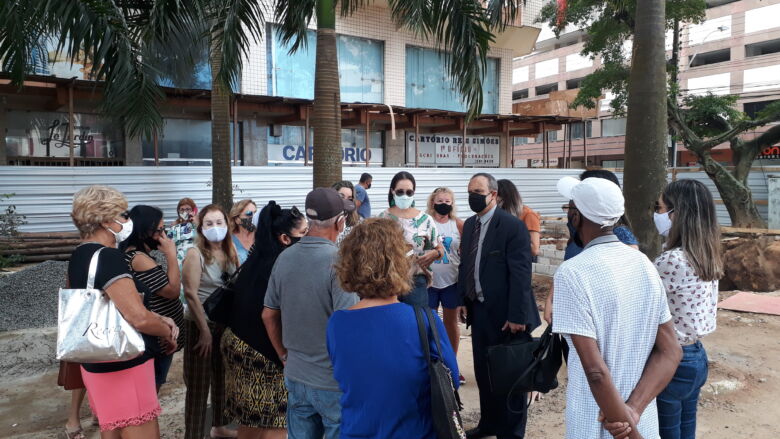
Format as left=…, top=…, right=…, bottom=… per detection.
left=458, top=173, right=541, bottom=439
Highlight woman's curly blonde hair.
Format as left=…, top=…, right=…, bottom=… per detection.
left=336, top=218, right=412, bottom=299
left=71, top=185, right=128, bottom=237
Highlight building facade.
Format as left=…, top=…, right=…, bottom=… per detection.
left=511, top=0, right=780, bottom=168
left=1, top=1, right=550, bottom=168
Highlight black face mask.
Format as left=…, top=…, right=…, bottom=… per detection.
left=288, top=235, right=302, bottom=246
left=240, top=217, right=256, bottom=233
left=433, top=203, right=453, bottom=216
left=468, top=192, right=489, bottom=213
left=144, top=236, right=160, bottom=251
left=366, top=183, right=372, bottom=189
left=567, top=212, right=584, bottom=247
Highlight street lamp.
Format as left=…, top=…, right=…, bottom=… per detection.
left=687, top=25, right=729, bottom=68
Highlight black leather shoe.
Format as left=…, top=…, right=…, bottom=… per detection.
left=466, top=426, right=495, bottom=439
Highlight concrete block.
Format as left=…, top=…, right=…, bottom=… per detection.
left=536, top=256, right=552, bottom=266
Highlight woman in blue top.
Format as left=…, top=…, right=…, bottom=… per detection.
left=327, top=218, right=460, bottom=439
left=228, top=199, right=257, bottom=265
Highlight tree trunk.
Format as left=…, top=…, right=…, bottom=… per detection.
left=623, top=0, right=667, bottom=257
left=700, top=150, right=766, bottom=228
left=312, top=0, right=342, bottom=189
left=210, top=41, right=234, bottom=210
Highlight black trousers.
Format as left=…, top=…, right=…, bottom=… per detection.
left=470, top=300, right=531, bottom=439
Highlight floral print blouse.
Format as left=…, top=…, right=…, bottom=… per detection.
left=654, top=247, right=718, bottom=345
left=378, top=210, right=442, bottom=275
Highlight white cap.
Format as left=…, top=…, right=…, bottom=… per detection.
left=557, top=176, right=625, bottom=228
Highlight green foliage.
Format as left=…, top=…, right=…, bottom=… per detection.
left=680, top=94, right=744, bottom=137
left=537, top=0, right=706, bottom=113
left=0, top=194, right=27, bottom=269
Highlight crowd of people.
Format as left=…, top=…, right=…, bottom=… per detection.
left=57, top=168, right=721, bottom=439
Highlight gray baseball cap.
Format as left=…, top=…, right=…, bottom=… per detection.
left=305, top=187, right=356, bottom=221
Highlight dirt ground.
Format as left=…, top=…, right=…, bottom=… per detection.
left=2, top=285, right=780, bottom=438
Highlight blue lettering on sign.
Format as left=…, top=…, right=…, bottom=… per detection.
left=283, top=145, right=296, bottom=160
left=295, top=146, right=306, bottom=161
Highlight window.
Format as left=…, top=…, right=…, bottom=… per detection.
left=513, top=137, right=531, bottom=146
left=601, top=160, right=624, bottom=168
left=512, top=89, right=529, bottom=100
left=406, top=47, right=499, bottom=113
left=570, top=120, right=593, bottom=139
left=565, top=77, right=584, bottom=90
left=141, top=119, right=239, bottom=166
left=535, top=131, right=558, bottom=143
left=5, top=111, right=124, bottom=160
left=601, top=118, right=627, bottom=137
left=744, top=100, right=780, bottom=118
left=746, top=38, right=780, bottom=58
left=268, top=28, right=384, bottom=103
left=535, top=83, right=558, bottom=96
left=154, top=43, right=212, bottom=90
left=688, top=48, right=730, bottom=68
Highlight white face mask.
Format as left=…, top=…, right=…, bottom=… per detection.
left=654, top=211, right=673, bottom=237
left=203, top=226, right=228, bottom=242
left=393, top=194, right=414, bottom=210
left=107, top=219, right=133, bottom=246
left=179, top=211, right=191, bottom=221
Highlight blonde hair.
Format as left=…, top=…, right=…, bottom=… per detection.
left=196, top=204, right=239, bottom=269
left=336, top=218, right=412, bottom=299
left=426, top=187, right=458, bottom=220
left=71, top=185, right=128, bottom=237
left=229, top=199, right=256, bottom=233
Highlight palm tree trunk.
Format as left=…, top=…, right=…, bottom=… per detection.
left=312, top=0, right=342, bottom=189
left=210, top=40, right=234, bottom=210
left=623, top=0, right=667, bottom=257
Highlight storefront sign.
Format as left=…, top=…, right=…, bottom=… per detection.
left=5, top=111, right=121, bottom=159
left=405, top=133, right=500, bottom=166
left=759, top=145, right=780, bottom=160
left=267, top=145, right=384, bottom=165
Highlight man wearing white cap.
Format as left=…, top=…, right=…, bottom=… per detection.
left=553, top=177, right=682, bottom=439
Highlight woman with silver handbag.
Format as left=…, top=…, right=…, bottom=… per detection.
left=61, top=185, right=178, bottom=438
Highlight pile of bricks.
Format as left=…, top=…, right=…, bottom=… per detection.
left=533, top=218, right=569, bottom=277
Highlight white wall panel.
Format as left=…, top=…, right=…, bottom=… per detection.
left=534, top=58, right=559, bottom=79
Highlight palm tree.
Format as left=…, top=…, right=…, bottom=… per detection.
left=275, top=0, right=518, bottom=188
left=0, top=0, right=264, bottom=209
left=623, top=0, right=667, bottom=256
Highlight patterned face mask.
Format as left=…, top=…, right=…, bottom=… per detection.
left=240, top=217, right=256, bottom=232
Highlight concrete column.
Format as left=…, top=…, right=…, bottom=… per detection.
left=384, top=130, right=406, bottom=167
left=243, top=120, right=268, bottom=166
left=0, top=106, right=7, bottom=165
left=124, top=134, right=143, bottom=166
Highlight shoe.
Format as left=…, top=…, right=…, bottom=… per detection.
left=459, top=374, right=466, bottom=385
left=466, top=426, right=495, bottom=439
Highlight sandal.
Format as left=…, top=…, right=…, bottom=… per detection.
left=64, top=426, right=86, bottom=439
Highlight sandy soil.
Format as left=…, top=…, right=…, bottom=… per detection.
left=2, top=286, right=780, bottom=438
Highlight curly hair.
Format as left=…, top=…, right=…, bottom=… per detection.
left=426, top=187, right=459, bottom=220
left=336, top=218, right=412, bottom=299
left=71, top=185, right=128, bottom=237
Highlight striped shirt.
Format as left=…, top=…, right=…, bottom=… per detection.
left=125, top=250, right=185, bottom=350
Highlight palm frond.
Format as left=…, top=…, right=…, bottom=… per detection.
left=484, top=0, right=524, bottom=32
left=208, top=0, right=265, bottom=91
left=274, top=0, right=316, bottom=54
left=391, top=0, right=493, bottom=119
left=0, top=1, right=49, bottom=82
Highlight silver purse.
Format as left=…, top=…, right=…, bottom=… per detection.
left=56, top=247, right=146, bottom=362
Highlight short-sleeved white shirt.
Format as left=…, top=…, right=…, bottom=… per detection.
left=553, top=235, right=672, bottom=439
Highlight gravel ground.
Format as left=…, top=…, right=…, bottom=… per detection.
left=0, top=261, right=67, bottom=332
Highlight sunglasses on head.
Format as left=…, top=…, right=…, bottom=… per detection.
left=394, top=189, right=414, bottom=197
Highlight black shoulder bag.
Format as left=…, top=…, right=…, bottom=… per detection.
left=414, top=306, right=466, bottom=439
left=203, top=268, right=241, bottom=325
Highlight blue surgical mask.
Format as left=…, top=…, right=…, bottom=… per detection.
left=393, top=194, right=415, bottom=210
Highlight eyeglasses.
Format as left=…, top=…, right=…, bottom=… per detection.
left=154, top=227, right=165, bottom=234
left=394, top=189, right=414, bottom=197
left=119, top=210, right=130, bottom=220
left=562, top=205, right=577, bottom=213
left=654, top=202, right=674, bottom=213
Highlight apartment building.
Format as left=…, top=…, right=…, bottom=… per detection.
left=511, top=0, right=780, bottom=168
left=1, top=1, right=549, bottom=168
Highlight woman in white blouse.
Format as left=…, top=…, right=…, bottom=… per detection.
left=653, top=179, right=723, bottom=439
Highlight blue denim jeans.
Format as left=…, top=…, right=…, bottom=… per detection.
left=400, top=274, right=429, bottom=307
left=658, top=341, right=709, bottom=439
left=284, top=377, right=342, bottom=439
